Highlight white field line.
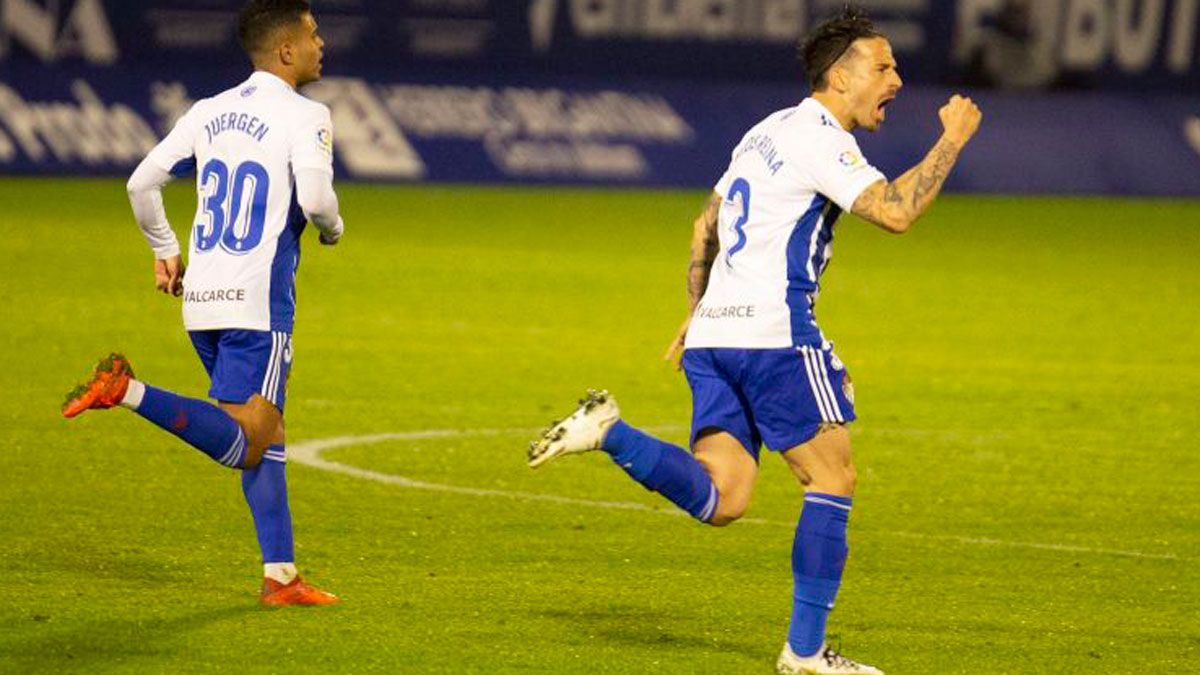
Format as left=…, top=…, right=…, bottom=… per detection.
left=289, top=428, right=1186, bottom=562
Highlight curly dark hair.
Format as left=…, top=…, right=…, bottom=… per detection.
left=237, top=0, right=311, bottom=56
left=800, top=6, right=883, bottom=91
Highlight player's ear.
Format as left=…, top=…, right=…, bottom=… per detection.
left=278, top=39, right=296, bottom=66
left=828, top=64, right=849, bottom=94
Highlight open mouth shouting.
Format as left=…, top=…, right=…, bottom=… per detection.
left=875, top=94, right=896, bottom=122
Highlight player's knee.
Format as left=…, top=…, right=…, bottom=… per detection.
left=233, top=417, right=277, bottom=469
left=708, top=510, right=742, bottom=527
left=708, top=490, right=750, bottom=527
left=241, top=446, right=265, bottom=469
left=839, top=464, right=858, bottom=496
left=825, top=463, right=857, bottom=496
left=804, top=459, right=857, bottom=496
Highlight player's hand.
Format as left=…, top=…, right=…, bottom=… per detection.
left=319, top=230, right=340, bottom=246
left=938, top=94, right=982, bottom=146
left=154, top=255, right=185, bottom=297
left=663, top=316, right=691, bottom=371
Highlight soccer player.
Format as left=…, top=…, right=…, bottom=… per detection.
left=528, top=9, right=981, bottom=674
left=62, top=0, right=344, bottom=607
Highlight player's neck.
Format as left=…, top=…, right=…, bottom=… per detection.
left=810, top=91, right=856, bottom=131
left=254, top=65, right=298, bottom=90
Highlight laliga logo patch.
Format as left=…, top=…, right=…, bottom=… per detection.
left=316, top=127, right=333, bottom=154
left=837, top=151, right=862, bottom=169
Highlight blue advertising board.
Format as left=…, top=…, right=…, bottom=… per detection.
left=2, top=64, right=1198, bottom=195
left=0, top=0, right=1198, bottom=194
left=2, top=1, right=1198, bottom=90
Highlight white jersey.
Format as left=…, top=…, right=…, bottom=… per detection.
left=684, top=98, right=885, bottom=350
left=143, top=71, right=334, bottom=333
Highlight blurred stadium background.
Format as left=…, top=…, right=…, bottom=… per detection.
left=1, top=1, right=1197, bottom=673
left=3, top=0, right=1200, bottom=193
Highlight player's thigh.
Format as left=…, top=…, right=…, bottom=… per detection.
left=684, top=349, right=762, bottom=522
left=743, top=345, right=857, bottom=494
left=682, top=348, right=763, bottom=456
left=209, top=331, right=291, bottom=409
left=188, top=330, right=221, bottom=378
left=208, top=329, right=291, bottom=447
left=748, top=346, right=856, bottom=451
left=780, top=424, right=855, bottom=497
left=694, top=429, right=758, bottom=522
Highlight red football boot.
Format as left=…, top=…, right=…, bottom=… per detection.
left=260, top=577, right=340, bottom=607
left=62, top=353, right=134, bottom=418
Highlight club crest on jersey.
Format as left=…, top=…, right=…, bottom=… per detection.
left=317, top=127, right=333, bottom=155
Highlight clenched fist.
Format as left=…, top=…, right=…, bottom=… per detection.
left=939, top=94, right=982, bottom=146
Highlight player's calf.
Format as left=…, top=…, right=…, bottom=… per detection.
left=531, top=391, right=730, bottom=524
left=64, top=353, right=273, bottom=470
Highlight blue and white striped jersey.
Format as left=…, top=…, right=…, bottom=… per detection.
left=684, top=98, right=884, bottom=349
left=143, top=71, right=334, bottom=333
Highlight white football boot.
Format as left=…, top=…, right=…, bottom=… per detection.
left=527, top=389, right=620, bottom=468
left=776, top=643, right=883, bottom=675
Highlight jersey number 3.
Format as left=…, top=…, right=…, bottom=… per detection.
left=195, top=158, right=270, bottom=255
left=725, top=177, right=751, bottom=264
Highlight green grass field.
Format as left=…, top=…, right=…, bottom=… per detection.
left=1, top=178, right=1197, bottom=673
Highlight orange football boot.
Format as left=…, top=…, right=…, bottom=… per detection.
left=260, top=577, right=340, bottom=607
left=62, top=353, right=134, bottom=418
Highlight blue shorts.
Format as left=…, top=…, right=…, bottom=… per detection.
left=681, top=345, right=856, bottom=460
left=188, top=329, right=292, bottom=412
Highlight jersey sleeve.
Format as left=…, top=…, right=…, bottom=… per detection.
left=800, top=130, right=885, bottom=212
left=291, top=103, right=335, bottom=174
left=144, top=104, right=200, bottom=177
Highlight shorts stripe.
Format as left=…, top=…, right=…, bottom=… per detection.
left=799, top=346, right=835, bottom=422
left=261, top=332, right=279, bottom=401
left=811, top=347, right=844, bottom=422
left=270, top=331, right=285, bottom=402
left=262, top=332, right=286, bottom=403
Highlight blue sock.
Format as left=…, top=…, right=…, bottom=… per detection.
left=602, top=420, right=718, bottom=522
left=241, top=452, right=295, bottom=563
left=134, top=385, right=247, bottom=468
left=788, top=493, right=852, bottom=656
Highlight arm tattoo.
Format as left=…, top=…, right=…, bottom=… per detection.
left=702, top=192, right=721, bottom=224
left=687, top=193, right=723, bottom=306
left=852, top=138, right=962, bottom=231
left=910, top=139, right=958, bottom=208
left=884, top=181, right=903, bottom=204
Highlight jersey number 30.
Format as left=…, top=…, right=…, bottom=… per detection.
left=195, top=158, right=270, bottom=255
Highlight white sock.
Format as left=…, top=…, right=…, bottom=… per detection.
left=120, top=379, right=145, bottom=410
left=264, top=562, right=298, bottom=584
